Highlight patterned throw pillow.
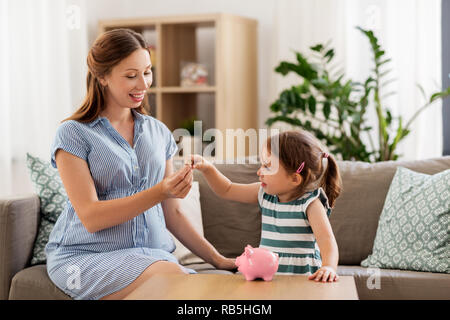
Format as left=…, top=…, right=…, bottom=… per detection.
left=26, top=153, right=67, bottom=265
left=361, top=167, right=450, bottom=273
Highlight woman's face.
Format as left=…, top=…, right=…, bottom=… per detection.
left=100, top=48, right=152, bottom=110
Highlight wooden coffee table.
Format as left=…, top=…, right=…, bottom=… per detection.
left=124, top=274, right=358, bottom=300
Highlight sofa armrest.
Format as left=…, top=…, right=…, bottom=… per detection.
left=0, top=194, right=40, bottom=300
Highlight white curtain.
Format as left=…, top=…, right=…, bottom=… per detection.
left=271, top=0, right=442, bottom=161
left=0, top=0, right=88, bottom=196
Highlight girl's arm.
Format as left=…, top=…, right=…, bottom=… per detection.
left=55, top=149, right=192, bottom=233
left=191, top=155, right=260, bottom=204
left=306, top=199, right=340, bottom=282
left=162, top=158, right=236, bottom=270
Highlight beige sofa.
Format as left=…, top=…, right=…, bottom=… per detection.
left=1, top=157, right=450, bottom=300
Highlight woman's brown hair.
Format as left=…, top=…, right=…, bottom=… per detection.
left=266, top=130, right=342, bottom=207
left=63, top=28, right=150, bottom=123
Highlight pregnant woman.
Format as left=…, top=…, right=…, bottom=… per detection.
left=45, top=28, right=235, bottom=300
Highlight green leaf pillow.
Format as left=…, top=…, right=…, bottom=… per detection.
left=361, top=167, right=450, bottom=273
left=26, top=153, right=67, bottom=265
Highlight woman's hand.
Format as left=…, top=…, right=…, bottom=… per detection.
left=308, top=266, right=339, bottom=282
left=189, top=154, right=213, bottom=173
left=160, top=165, right=193, bottom=199
left=212, top=255, right=237, bottom=271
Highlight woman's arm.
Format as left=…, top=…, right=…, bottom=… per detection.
left=191, top=155, right=260, bottom=204
left=55, top=149, right=192, bottom=233
left=162, top=158, right=236, bottom=270
left=306, top=199, right=340, bottom=282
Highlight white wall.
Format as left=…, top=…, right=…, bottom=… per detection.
left=84, top=0, right=279, bottom=129
left=2, top=0, right=89, bottom=197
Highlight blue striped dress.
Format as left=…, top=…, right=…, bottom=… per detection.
left=45, top=109, right=195, bottom=300
left=258, top=186, right=332, bottom=275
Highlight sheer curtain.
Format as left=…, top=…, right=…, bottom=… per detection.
left=0, top=0, right=88, bottom=196
left=271, top=0, right=442, bottom=161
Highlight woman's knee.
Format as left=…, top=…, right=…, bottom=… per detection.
left=141, top=260, right=186, bottom=279
left=100, top=261, right=186, bottom=300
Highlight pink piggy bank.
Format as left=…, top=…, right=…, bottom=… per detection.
left=235, top=245, right=279, bottom=281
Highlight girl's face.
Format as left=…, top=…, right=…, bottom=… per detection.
left=257, top=146, right=302, bottom=202
left=100, top=48, right=152, bottom=110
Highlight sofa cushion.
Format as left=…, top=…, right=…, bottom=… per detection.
left=183, top=262, right=234, bottom=275
left=361, top=167, right=449, bottom=273
left=194, top=163, right=262, bottom=259
left=8, top=263, right=233, bottom=300
left=331, top=156, right=450, bottom=265
left=169, top=181, right=206, bottom=265
left=0, top=194, right=40, bottom=300
left=9, top=265, right=71, bottom=300
left=337, top=265, right=450, bottom=300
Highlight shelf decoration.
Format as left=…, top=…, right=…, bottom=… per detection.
left=180, top=62, right=208, bottom=87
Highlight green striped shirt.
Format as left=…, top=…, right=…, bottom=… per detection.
left=258, top=187, right=331, bottom=275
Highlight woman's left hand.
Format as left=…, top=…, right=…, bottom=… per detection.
left=308, top=266, right=339, bottom=282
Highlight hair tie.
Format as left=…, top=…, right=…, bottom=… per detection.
left=323, top=152, right=329, bottom=158
left=296, top=161, right=305, bottom=174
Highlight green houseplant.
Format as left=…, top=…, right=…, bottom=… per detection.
left=266, top=27, right=450, bottom=162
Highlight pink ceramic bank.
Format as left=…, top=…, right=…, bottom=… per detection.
left=235, top=245, right=279, bottom=281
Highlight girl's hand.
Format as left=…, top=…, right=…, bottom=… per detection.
left=160, top=165, right=193, bottom=199
left=308, top=266, right=339, bottom=283
left=189, top=154, right=213, bottom=173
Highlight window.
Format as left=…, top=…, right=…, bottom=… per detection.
left=442, top=0, right=450, bottom=155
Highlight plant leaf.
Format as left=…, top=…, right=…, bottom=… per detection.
left=323, top=101, right=331, bottom=119
left=324, top=49, right=335, bottom=62
left=297, top=96, right=306, bottom=111
left=275, top=62, right=299, bottom=76
left=270, top=101, right=281, bottom=112
left=311, top=77, right=328, bottom=90
left=430, top=87, right=450, bottom=103
left=379, top=69, right=392, bottom=78
left=265, top=115, right=303, bottom=128
left=381, top=78, right=397, bottom=88
left=375, top=50, right=385, bottom=59
left=378, top=58, right=391, bottom=66
left=381, top=91, right=397, bottom=99
left=307, top=95, right=316, bottom=115
left=416, top=84, right=427, bottom=102
left=310, top=44, right=323, bottom=52
left=386, top=109, right=392, bottom=126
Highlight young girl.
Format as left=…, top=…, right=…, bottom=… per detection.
left=192, top=130, right=342, bottom=282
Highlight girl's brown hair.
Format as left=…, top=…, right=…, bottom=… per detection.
left=64, top=28, right=150, bottom=123
left=266, top=130, right=342, bottom=207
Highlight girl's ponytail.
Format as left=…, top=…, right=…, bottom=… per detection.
left=320, top=153, right=342, bottom=208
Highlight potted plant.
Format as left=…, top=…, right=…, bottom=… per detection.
left=266, top=27, right=450, bottom=162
